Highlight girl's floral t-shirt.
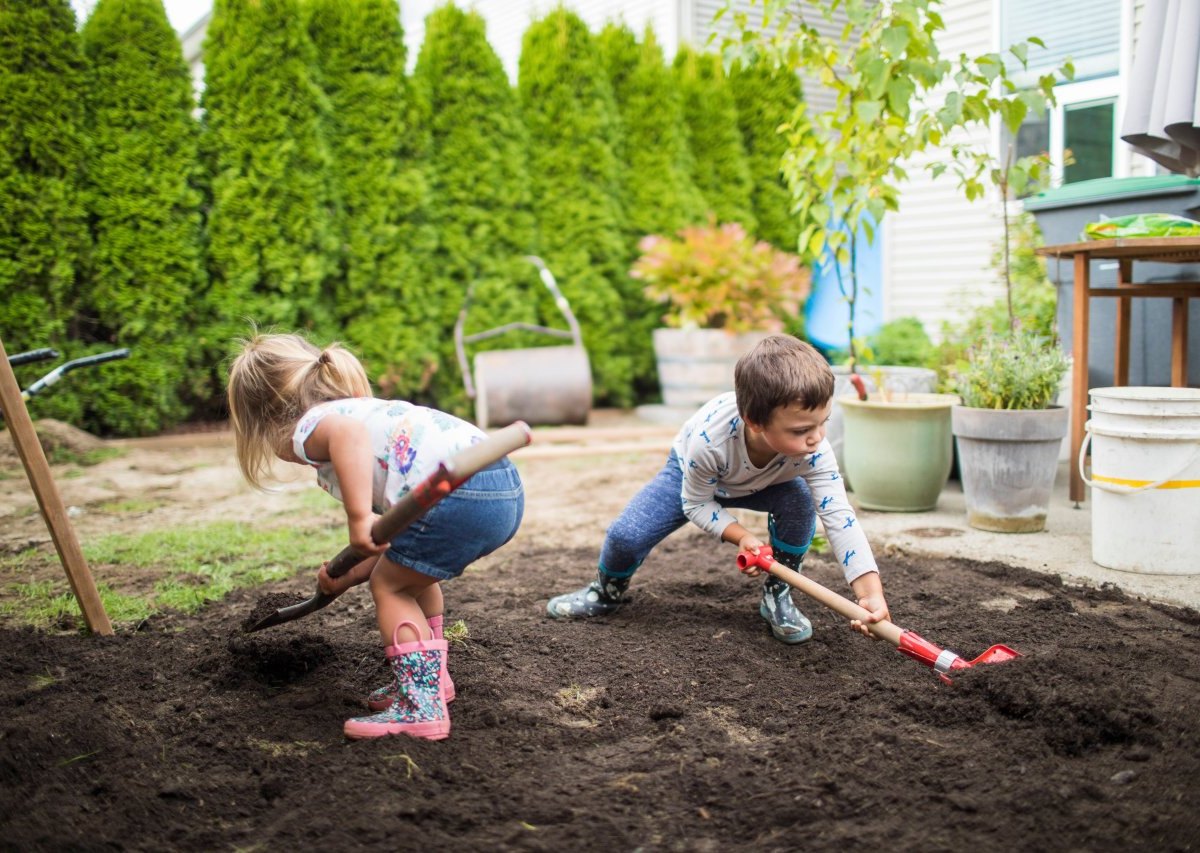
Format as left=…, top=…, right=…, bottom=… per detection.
left=292, top=398, right=486, bottom=512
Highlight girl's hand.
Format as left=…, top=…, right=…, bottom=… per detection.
left=317, top=556, right=377, bottom=597
left=348, top=512, right=388, bottom=557
left=737, top=534, right=767, bottom=577
left=849, top=594, right=890, bottom=639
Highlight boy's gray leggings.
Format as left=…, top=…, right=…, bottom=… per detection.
left=598, top=451, right=816, bottom=579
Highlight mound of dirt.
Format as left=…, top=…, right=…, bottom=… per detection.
left=0, top=418, right=104, bottom=464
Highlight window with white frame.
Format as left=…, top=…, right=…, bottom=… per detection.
left=1000, top=0, right=1126, bottom=185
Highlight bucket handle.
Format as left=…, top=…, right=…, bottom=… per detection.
left=1078, top=423, right=1200, bottom=494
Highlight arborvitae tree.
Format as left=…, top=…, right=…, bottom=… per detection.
left=198, top=0, right=339, bottom=404
left=0, top=0, right=89, bottom=399
left=598, top=22, right=705, bottom=391
left=73, top=0, right=204, bottom=435
left=413, top=4, right=541, bottom=415
left=730, top=58, right=802, bottom=252
left=673, top=45, right=756, bottom=233
left=307, top=0, right=436, bottom=401
left=519, top=10, right=632, bottom=405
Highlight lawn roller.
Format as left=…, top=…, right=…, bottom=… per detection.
left=2, top=347, right=131, bottom=420
left=453, top=255, right=592, bottom=429
left=737, top=547, right=1020, bottom=682
left=244, top=420, right=533, bottom=633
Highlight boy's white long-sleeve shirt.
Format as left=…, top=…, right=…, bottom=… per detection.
left=671, top=392, right=878, bottom=584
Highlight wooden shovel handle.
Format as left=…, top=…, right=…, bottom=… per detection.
left=757, top=558, right=905, bottom=647
left=324, top=421, right=532, bottom=579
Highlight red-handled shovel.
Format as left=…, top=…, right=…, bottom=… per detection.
left=737, top=547, right=1020, bottom=682
left=244, top=421, right=533, bottom=633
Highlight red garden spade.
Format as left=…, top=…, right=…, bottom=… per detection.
left=737, top=547, right=1020, bottom=682
left=244, top=421, right=533, bottom=633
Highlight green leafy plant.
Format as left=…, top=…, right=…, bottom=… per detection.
left=865, top=318, right=934, bottom=368
left=632, top=219, right=810, bottom=333
left=954, top=329, right=1069, bottom=410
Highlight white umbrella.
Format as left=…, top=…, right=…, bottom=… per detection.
left=1120, top=0, right=1200, bottom=176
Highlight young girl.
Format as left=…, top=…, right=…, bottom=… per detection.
left=227, top=333, right=524, bottom=740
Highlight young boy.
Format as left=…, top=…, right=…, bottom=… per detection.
left=547, top=334, right=888, bottom=643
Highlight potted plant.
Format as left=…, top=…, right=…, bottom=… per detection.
left=724, top=0, right=962, bottom=511
left=934, top=37, right=1075, bottom=531
left=632, top=218, right=810, bottom=410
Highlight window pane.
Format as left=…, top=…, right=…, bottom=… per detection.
left=1001, top=111, right=1051, bottom=197
left=1064, top=100, right=1115, bottom=183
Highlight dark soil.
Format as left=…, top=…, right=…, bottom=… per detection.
left=2, top=538, right=1199, bottom=852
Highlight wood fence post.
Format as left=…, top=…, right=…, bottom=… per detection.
left=0, top=337, right=112, bottom=635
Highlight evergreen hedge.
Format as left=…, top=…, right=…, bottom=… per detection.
left=198, top=0, right=339, bottom=404
left=598, top=22, right=705, bottom=389
left=729, top=58, right=802, bottom=252
left=0, top=0, right=90, bottom=412
left=307, top=0, right=436, bottom=401
left=673, top=46, right=756, bottom=233
left=518, top=9, right=633, bottom=405
left=75, top=0, right=205, bottom=435
left=413, top=4, right=542, bottom=416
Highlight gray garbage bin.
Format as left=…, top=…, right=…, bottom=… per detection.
left=1025, top=175, right=1200, bottom=388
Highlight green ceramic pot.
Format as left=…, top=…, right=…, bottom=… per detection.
left=839, top=392, right=959, bottom=511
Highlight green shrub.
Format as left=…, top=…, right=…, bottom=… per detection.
left=954, top=330, right=1069, bottom=410
left=728, top=57, right=801, bottom=252
left=673, top=46, right=756, bottom=233
left=518, top=9, right=633, bottom=405
left=865, top=318, right=934, bottom=368
left=0, top=0, right=89, bottom=372
left=413, top=3, right=541, bottom=414
left=72, top=0, right=204, bottom=435
left=307, top=0, right=436, bottom=401
left=198, top=0, right=339, bottom=408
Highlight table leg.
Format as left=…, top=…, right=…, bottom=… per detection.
left=1172, top=297, right=1189, bottom=386
left=1071, top=253, right=1090, bottom=504
left=1115, top=260, right=1131, bottom=386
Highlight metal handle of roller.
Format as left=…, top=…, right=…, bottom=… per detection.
left=324, top=421, right=532, bottom=579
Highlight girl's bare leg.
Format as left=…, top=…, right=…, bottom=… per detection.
left=415, top=583, right=443, bottom=620
left=370, top=556, right=438, bottom=644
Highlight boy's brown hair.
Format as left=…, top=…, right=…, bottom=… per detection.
left=734, top=334, right=835, bottom=426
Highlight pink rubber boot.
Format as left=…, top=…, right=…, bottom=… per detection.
left=344, top=621, right=449, bottom=741
left=366, top=614, right=455, bottom=710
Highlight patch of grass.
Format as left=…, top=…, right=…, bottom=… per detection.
left=0, top=579, right=152, bottom=630
left=443, top=619, right=469, bottom=645
left=30, top=673, right=58, bottom=691
left=0, top=518, right=343, bottom=630
left=96, top=498, right=166, bottom=514
left=46, top=446, right=124, bottom=467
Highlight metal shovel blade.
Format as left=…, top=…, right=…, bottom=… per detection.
left=967, top=644, right=1022, bottom=666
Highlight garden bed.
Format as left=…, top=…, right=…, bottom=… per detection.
left=2, top=532, right=1197, bottom=850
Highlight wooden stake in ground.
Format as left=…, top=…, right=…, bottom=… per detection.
left=0, top=337, right=112, bottom=635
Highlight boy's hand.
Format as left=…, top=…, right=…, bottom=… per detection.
left=849, top=593, right=890, bottom=639
left=736, top=534, right=767, bottom=577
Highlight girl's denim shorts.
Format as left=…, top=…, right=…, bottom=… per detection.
left=386, top=458, right=524, bottom=581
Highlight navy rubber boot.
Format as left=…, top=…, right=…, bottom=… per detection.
left=758, top=545, right=812, bottom=644
left=546, top=571, right=630, bottom=619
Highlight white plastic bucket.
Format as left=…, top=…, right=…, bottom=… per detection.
left=1082, top=387, right=1200, bottom=574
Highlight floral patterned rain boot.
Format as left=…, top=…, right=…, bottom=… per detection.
left=546, top=570, right=630, bottom=618
left=366, top=614, right=454, bottom=710
left=759, top=544, right=813, bottom=644
left=345, top=621, right=450, bottom=741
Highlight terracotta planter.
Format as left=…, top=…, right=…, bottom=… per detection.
left=840, top=393, right=959, bottom=511
left=952, top=405, right=1069, bottom=533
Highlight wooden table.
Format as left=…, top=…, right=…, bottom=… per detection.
left=1037, top=237, right=1200, bottom=503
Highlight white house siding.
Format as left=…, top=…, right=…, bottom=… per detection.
left=884, top=0, right=1000, bottom=335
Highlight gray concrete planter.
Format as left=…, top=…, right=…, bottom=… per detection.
left=951, top=406, right=1069, bottom=533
